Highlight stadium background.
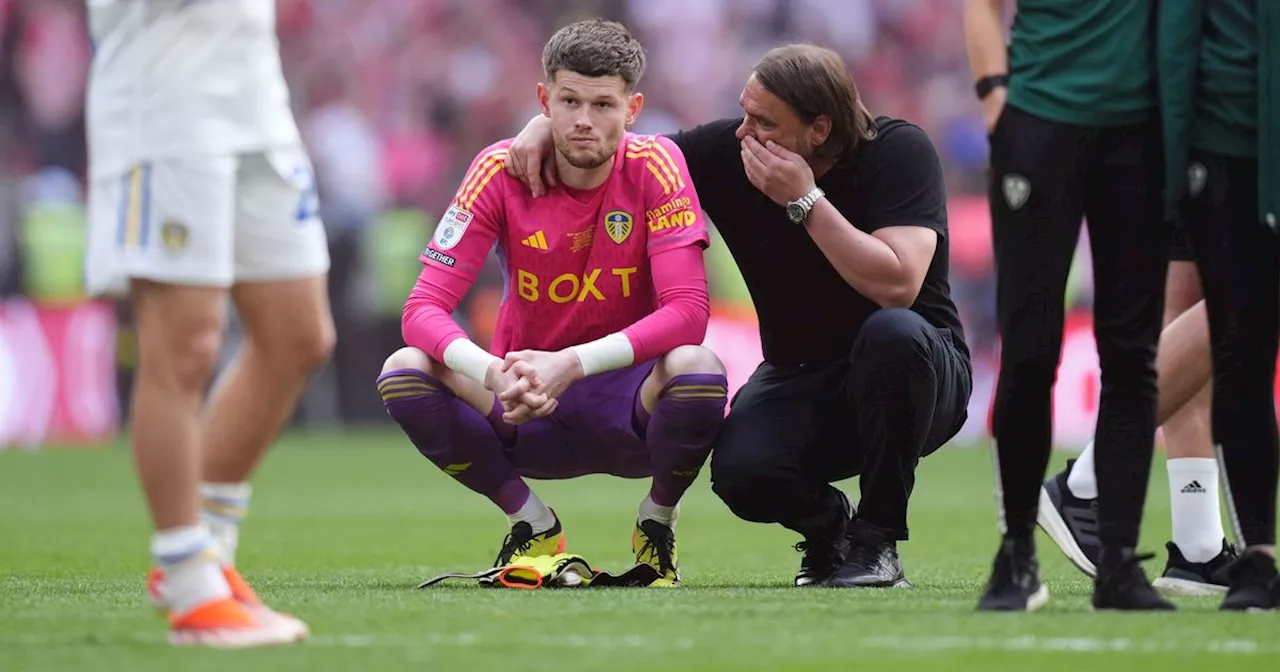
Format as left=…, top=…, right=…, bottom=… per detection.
left=0, top=0, right=1128, bottom=451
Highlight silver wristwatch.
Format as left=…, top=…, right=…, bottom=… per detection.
left=786, top=187, right=825, bottom=224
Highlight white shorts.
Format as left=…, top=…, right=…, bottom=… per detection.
left=84, top=145, right=331, bottom=297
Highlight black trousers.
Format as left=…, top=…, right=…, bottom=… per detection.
left=1183, top=149, right=1279, bottom=547
left=710, top=308, right=972, bottom=541
left=989, top=104, right=1169, bottom=549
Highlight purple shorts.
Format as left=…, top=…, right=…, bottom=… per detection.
left=487, top=361, right=656, bottom=480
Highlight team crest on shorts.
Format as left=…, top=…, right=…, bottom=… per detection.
left=1002, top=174, right=1030, bottom=211
left=161, top=220, right=189, bottom=254
left=604, top=210, right=633, bottom=244
left=433, top=205, right=472, bottom=251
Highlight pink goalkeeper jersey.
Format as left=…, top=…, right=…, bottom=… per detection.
left=413, top=133, right=710, bottom=357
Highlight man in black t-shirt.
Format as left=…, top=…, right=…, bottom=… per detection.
left=505, top=44, right=972, bottom=589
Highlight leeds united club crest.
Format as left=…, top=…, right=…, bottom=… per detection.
left=161, top=220, right=189, bottom=254
left=604, top=210, right=633, bottom=244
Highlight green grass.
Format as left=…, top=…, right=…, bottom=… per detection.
left=2, top=430, right=1276, bottom=671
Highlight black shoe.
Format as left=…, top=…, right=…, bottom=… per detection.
left=1092, top=547, right=1176, bottom=611
left=1220, top=549, right=1279, bottom=612
left=977, top=536, right=1049, bottom=611
left=826, top=519, right=911, bottom=588
left=1037, top=459, right=1100, bottom=577
left=1152, top=540, right=1236, bottom=596
left=792, top=491, right=853, bottom=587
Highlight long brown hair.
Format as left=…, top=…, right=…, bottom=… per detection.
left=751, top=44, right=876, bottom=161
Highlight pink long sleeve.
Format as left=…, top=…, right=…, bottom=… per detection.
left=401, top=142, right=507, bottom=361
left=621, top=244, right=710, bottom=362
left=400, top=266, right=472, bottom=362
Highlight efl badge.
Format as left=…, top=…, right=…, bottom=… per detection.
left=1002, top=174, right=1030, bottom=211
left=604, top=210, right=633, bottom=244
left=433, top=205, right=473, bottom=251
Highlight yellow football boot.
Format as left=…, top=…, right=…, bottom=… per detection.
left=632, top=519, right=681, bottom=587
left=493, top=511, right=566, bottom=568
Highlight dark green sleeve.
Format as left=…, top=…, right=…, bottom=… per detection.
left=1157, top=0, right=1204, bottom=220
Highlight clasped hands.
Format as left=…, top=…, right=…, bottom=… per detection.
left=483, top=349, right=585, bottom=425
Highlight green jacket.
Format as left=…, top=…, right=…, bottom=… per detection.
left=1158, top=0, right=1278, bottom=225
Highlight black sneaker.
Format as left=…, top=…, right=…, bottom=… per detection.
left=1092, top=547, right=1175, bottom=611
left=1220, top=549, right=1279, bottom=612
left=1152, top=540, right=1236, bottom=596
left=1037, top=459, right=1100, bottom=577
left=827, top=519, right=911, bottom=588
left=793, top=491, right=853, bottom=587
left=977, top=536, right=1049, bottom=611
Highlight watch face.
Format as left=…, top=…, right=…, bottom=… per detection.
left=786, top=203, right=805, bottom=223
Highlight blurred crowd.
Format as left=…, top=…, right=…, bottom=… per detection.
left=0, top=0, right=1059, bottom=426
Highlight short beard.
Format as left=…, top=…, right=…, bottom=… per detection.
left=554, top=136, right=615, bottom=170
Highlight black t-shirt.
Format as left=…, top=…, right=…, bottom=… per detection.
left=670, top=116, right=969, bottom=367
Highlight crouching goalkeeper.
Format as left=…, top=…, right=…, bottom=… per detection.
left=376, top=19, right=728, bottom=588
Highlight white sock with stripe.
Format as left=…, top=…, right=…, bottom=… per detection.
left=200, top=482, right=252, bottom=567
left=151, top=525, right=230, bottom=615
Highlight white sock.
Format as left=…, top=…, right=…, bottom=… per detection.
left=1066, top=440, right=1098, bottom=500
left=151, top=525, right=230, bottom=615
left=1168, top=458, right=1226, bottom=563
left=638, top=495, right=679, bottom=529
left=200, top=482, right=251, bottom=567
left=507, top=490, right=556, bottom=534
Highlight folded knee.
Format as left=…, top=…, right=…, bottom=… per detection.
left=657, top=345, right=727, bottom=378
left=382, top=347, right=434, bottom=375
left=645, top=349, right=730, bottom=431
left=710, top=472, right=789, bottom=523
left=376, top=363, right=450, bottom=414
left=851, top=309, right=931, bottom=365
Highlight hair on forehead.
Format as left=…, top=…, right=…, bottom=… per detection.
left=542, top=18, right=646, bottom=91
left=752, top=43, right=877, bottom=159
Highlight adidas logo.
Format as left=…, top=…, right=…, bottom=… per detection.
left=521, top=230, right=549, bottom=250
left=1181, top=480, right=1206, bottom=494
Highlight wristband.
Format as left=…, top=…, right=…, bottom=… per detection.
left=443, top=338, right=502, bottom=386
left=569, top=333, right=635, bottom=377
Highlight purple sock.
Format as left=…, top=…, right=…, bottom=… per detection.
left=377, top=368, right=529, bottom=514
left=644, top=374, right=729, bottom=506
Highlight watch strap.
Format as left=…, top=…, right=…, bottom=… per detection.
left=974, top=74, right=1009, bottom=100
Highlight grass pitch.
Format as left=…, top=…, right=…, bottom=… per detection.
left=2, top=429, right=1277, bottom=671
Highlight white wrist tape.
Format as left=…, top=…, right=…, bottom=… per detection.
left=443, top=338, right=502, bottom=386
left=569, top=333, right=635, bottom=377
